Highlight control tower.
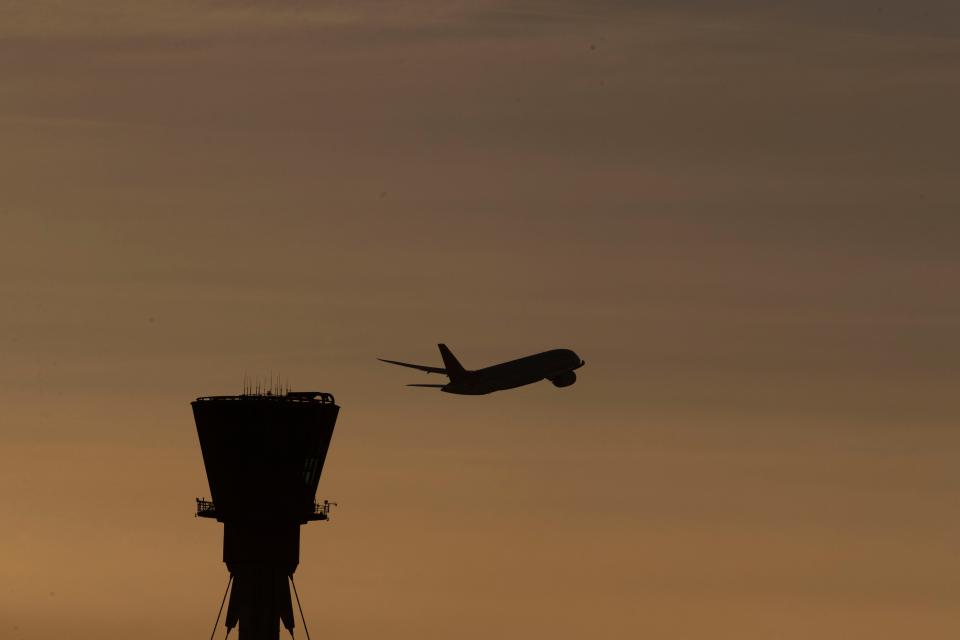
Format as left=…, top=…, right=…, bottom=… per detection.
left=193, top=390, right=340, bottom=639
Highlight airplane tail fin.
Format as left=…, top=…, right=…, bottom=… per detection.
left=438, top=344, right=467, bottom=381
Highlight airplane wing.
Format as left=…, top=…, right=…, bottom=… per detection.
left=406, top=384, right=446, bottom=388
left=378, top=358, right=447, bottom=374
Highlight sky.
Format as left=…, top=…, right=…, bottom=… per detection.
left=2, top=1, right=959, bottom=638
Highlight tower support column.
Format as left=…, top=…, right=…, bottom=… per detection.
left=225, top=565, right=295, bottom=639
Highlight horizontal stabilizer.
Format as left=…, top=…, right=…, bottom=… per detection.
left=378, top=358, right=446, bottom=374
left=407, top=384, right=446, bottom=388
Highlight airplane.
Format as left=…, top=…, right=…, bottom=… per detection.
left=379, top=344, right=585, bottom=395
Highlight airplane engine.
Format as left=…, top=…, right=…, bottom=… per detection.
left=550, top=371, right=576, bottom=387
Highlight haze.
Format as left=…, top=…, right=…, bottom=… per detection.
left=2, top=2, right=959, bottom=638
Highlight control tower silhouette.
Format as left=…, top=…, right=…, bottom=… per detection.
left=193, top=389, right=340, bottom=639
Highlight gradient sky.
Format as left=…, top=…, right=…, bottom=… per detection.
left=2, top=2, right=959, bottom=638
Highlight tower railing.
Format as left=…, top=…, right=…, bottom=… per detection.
left=196, top=498, right=216, bottom=516
left=195, top=498, right=337, bottom=519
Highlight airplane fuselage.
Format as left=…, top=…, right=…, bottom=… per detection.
left=441, top=348, right=584, bottom=395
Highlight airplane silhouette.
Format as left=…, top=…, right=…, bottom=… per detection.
left=379, top=344, right=585, bottom=395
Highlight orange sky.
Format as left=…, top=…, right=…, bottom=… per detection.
left=2, top=2, right=959, bottom=638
